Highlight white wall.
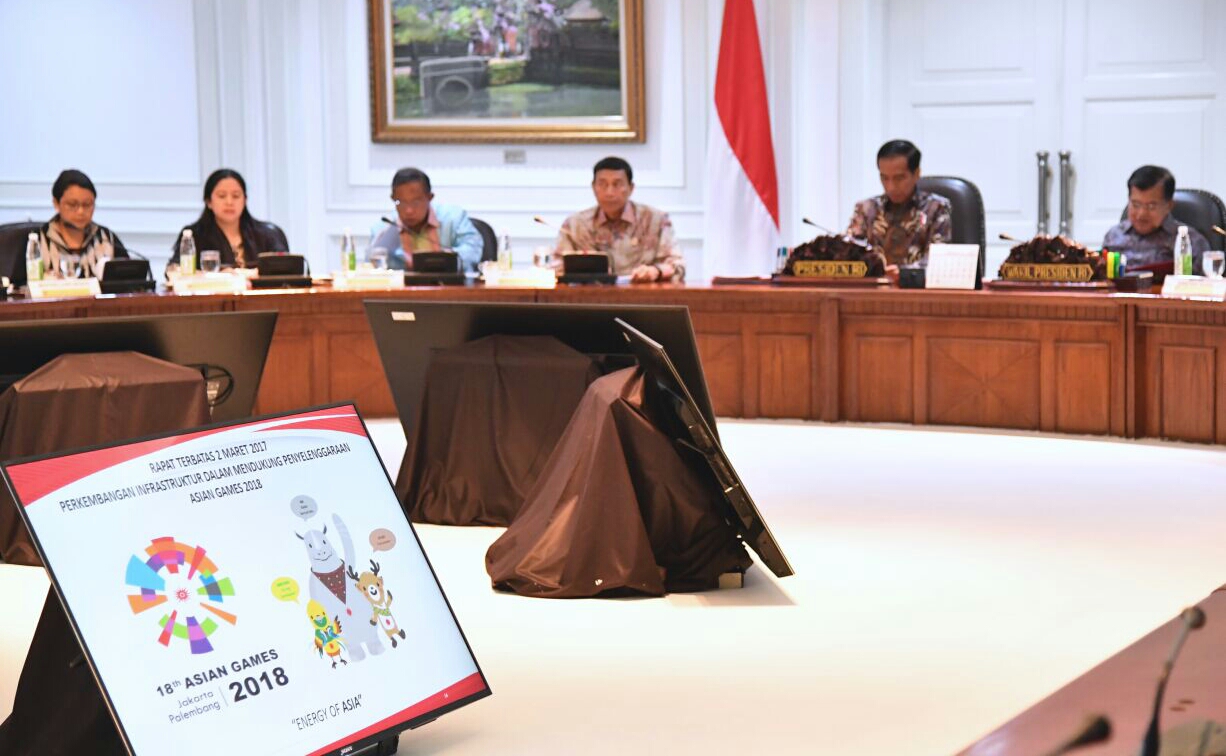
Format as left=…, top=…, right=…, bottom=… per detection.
left=0, top=0, right=844, bottom=280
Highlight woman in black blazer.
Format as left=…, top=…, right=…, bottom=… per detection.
left=172, top=168, right=288, bottom=268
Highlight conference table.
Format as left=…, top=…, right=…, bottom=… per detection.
left=962, top=585, right=1226, bottom=755
left=1, top=283, right=1224, bottom=445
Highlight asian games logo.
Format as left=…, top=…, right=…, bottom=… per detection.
left=125, top=537, right=237, bottom=654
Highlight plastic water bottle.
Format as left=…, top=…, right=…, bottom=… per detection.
left=341, top=227, right=357, bottom=272
left=179, top=229, right=197, bottom=275
left=1173, top=225, right=1193, bottom=276
left=498, top=234, right=512, bottom=271
left=24, top=232, right=42, bottom=282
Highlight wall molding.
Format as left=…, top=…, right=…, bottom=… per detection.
left=2, top=0, right=847, bottom=284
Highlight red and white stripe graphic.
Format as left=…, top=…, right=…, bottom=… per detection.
left=704, top=0, right=780, bottom=278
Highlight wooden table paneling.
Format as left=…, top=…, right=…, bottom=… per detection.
left=1134, top=299, right=1226, bottom=444
left=836, top=290, right=1126, bottom=435
left=538, top=286, right=830, bottom=420
left=3, top=284, right=1224, bottom=444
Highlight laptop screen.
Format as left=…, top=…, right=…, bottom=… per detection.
left=2, top=404, right=489, bottom=756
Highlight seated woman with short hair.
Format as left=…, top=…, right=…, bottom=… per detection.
left=37, top=169, right=129, bottom=278
left=172, top=168, right=288, bottom=269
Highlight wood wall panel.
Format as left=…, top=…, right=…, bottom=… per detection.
left=1053, top=342, right=1112, bottom=435
left=326, top=327, right=397, bottom=416
left=0, top=302, right=88, bottom=321
left=1158, top=345, right=1216, bottom=443
left=2, top=285, right=1225, bottom=445
left=757, top=333, right=812, bottom=418
left=694, top=331, right=743, bottom=417
left=850, top=335, right=913, bottom=423
left=926, top=337, right=1040, bottom=429
left=1134, top=302, right=1226, bottom=444
left=1041, top=320, right=1125, bottom=437
left=253, top=321, right=314, bottom=415
left=744, top=315, right=821, bottom=420
left=690, top=311, right=746, bottom=419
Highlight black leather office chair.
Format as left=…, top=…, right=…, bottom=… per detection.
left=469, top=216, right=498, bottom=269
left=917, top=175, right=987, bottom=288
left=257, top=221, right=290, bottom=253
left=1118, top=188, right=1226, bottom=251
left=0, top=221, right=43, bottom=287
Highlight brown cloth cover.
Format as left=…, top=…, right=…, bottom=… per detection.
left=0, top=351, right=210, bottom=756
left=0, top=351, right=211, bottom=565
left=485, top=367, right=752, bottom=598
left=396, top=334, right=598, bottom=526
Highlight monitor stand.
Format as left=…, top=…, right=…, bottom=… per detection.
left=718, top=571, right=746, bottom=589
left=346, top=734, right=400, bottom=755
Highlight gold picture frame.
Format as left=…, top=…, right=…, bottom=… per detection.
left=368, top=0, right=645, bottom=143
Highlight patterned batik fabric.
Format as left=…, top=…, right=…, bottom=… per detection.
left=845, top=190, right=952, bottom=266
left=555, top=201, right=686, bottom=280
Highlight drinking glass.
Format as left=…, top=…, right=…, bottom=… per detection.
left=200, top=250, right=221, bottom=274
left=1202, top=251, right=1225, bottom=278
left=369, top=247, right=389, bottom=270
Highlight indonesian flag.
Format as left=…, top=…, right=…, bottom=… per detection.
left=704, top=0, right=780, bottom=278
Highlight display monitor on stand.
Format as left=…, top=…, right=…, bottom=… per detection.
left=0, top=311, right=277, bottom=421
left=363, top=300, right=718, bottom=444
left=616, top=318, right=794, bottom=579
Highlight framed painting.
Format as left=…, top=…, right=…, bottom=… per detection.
left=368, top=0, right=645, bottom=143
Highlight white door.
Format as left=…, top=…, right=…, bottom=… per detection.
left=1060, top=0, right=1226, bottom=246
left=883, top=0, right=1063, bottom=247
left=873, top=0, right=1226, bottom=269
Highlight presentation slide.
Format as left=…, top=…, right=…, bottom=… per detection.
left=5, top=405, right=488, bottom=756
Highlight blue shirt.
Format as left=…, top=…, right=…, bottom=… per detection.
left=1101, top=214, right=1210, bottom=270
left=370, top=203, right=484, bottom=271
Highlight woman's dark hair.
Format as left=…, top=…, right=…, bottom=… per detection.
left=876, top=140, right=922, bottom=173
left=52, top=169, right=96, bottom=201
left=187, top=168, right=268, bottom=261
left=204, top=168, right=247, bottom=203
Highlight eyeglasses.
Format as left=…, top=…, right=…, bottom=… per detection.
left=1129, top=200, right=1168, bottom=213
left=61, top=201, right=95, bottom=212
left=392, top=197, right=429, bottom=208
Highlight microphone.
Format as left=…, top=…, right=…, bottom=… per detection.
left=534, top=216, right=581, bottom=250
left=381, top=216, right=404, bottom=230
left=802, top=216, right=870, bottom=249
left=802, top=217, right=834, bottom=234
left=1140, top=606, right=1206, bottom=756
left=1043, top=715, right=1111, bottom=756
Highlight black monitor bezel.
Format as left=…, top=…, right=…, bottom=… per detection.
left=615, top=318, right=794, bottom=579
left=362, top=300, right=719, bottom=447
left=99, top=259, right=152, bottom=282
left=0, top=311, right=276, bottom=422
left=256, top=254, right=307, bottom=277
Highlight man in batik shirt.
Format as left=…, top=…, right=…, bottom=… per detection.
left=555, top=156, right=685, bottom=282
left=1101, top=165, right=1210, bottom=271
left=846, top=140, right=952, bottom=272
